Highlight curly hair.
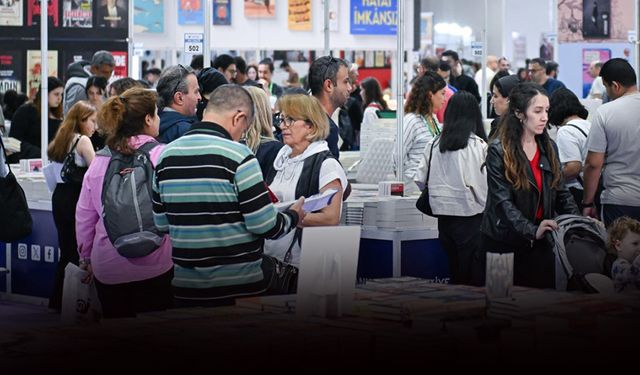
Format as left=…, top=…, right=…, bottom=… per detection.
left=499, top=82, right=562, bottom=190
left=404, top=71, right=446, bottom=117
left=607, top=216, right=640, bottom=255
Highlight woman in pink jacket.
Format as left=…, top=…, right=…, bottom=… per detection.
left=75, top=87, right=173, bottom=318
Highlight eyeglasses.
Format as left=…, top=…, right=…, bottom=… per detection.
left=278, top=115, right=308, bottom=129
left=172, top=64, right=189, bottom=96
left=316, top=56, right=349, bottom=85
left=527, top=68, right=543, bottom=73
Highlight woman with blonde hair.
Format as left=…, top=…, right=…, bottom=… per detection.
left=243, top=85, right=283, bottom=178
left=46, top=100, right=97, bottom=311
left=263, top=94, right=348, bottom=282
left=75, top=87, right=173, bottom=318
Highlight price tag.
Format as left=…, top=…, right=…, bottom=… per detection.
left=184, top=33, right=204, bottom=55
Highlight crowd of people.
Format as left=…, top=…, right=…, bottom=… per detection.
left=1, top=48, right=639, bottom=317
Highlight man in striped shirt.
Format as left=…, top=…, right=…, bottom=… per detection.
left=152, top=84, right=305, bottom=307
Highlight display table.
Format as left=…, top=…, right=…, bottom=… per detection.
left=358, top=227, right=448, bottom=281
left=2, top=278, right=637, bottom=370
left=1, top=169, right=57, bottom=302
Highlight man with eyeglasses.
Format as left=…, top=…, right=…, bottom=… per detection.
left=153, top=84, right=305, bottom=307
left=213, top=54, right=238, bottom=83
left=527, top=58, right=565, bottom=95
left=308, top=55, right=353, bottom=159
left=156, top=64, right=202, bottom=143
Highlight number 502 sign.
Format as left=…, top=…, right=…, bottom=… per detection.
left=184, top=33, right=204, bottom=55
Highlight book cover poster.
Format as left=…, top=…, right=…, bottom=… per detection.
left=0, top=51, right=23, bottom=94
left=213, top=0, right=230, bottom=25
left=558, top=0, right=633, bottom=42
left=287, top=0, right=310, bottom=31
left=110, top=51, right=127, bottom=80
left=26, top=50, right=58, bottom=100
left=0, top=0, right=23, bottom=26
left=97, top=0, right=128, bottom=28
left=178, top=0, right=201, bottom=25
left=582, top=0, right=610, bottom=38
left=245, top=0, right=275, bottom=18
left=63, top=0, right=93, bottom=28
left=28, top=0, right=60, bottom=27
left=134, top=0, right=163, bottom=33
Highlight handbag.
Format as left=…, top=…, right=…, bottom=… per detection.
left=60, top=136, right=88, bottom=184
left=415, top=138, right=438, bottom=217
left=262, top=228, right=301, bottom=295
left=0, top=136, right=33, bottom=242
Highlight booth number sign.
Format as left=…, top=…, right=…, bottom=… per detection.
left=184, top=33, right=204, bottom=54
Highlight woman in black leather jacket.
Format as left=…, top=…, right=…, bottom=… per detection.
left=481, top=83, right=579, bottom=288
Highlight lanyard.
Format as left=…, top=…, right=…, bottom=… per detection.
left=419, top=115, right=440, bottom=137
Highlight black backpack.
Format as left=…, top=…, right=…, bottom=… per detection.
left=98, top=142, right=163, bottom=258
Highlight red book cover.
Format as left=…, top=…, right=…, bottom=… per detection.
left=28, top=0, right=59, bottom=27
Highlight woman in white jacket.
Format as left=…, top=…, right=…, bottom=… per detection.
left=415, top=91, right=488, bottom=285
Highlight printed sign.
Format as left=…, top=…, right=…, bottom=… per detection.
left=184, top=32, right=204, bottom=55
left=350, top=0, right=397, bottom=35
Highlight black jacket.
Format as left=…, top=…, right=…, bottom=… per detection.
left=481, top=138, right=579, bottom=248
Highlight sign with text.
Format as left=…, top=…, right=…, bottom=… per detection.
left=350, top=0, right=397, bottom=35
left=184, top=33, right=204, bottom=55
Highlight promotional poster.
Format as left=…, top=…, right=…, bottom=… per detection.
left=28, top=0, right=60, bottom=27
left=0, top=51, right=22, bottom=94
left=26, top=50, right=58, bottom=99
left=97, top=0, right=128, bottom=28
left=134, top=0, right=163, bottom=33
left=62, top=0, right=93, bottom=28
left=0, top=0, right=23, bottom=26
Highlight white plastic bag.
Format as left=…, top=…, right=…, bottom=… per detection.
left=61, top=263, right=102, bottom=324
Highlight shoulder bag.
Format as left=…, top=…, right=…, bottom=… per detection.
left=262, top=228, right=301, bottom=295
left=0, top=136, right=32, bottom=242
left=60, top=136, right=88, bottom=184
left=415, top=138, right=439, bottom=217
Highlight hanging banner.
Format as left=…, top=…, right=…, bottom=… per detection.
left=288, top=0, right=311, bottom=31
left=245, top=0, right=275, bottom=18
left=350, top=0, right=397, bottom=35
left=134, top=0, right=164, bottom=33
left=0, top=0, right=23, bottom=26
left=178, top=0, right=201, bottom=24
left=213, top=0, right=230, bottom=25
left=110, top=51, right=127, bottom=80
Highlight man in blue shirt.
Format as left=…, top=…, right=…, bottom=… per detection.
left=528, top=58, right=566, bottom=95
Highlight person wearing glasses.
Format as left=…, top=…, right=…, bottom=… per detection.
left=263, top=94, right=348, bottom=271
left=156, top=64, right=202, bottom=143
left=213, top=54, right=238, bottom=83
left=308, top=55, right=353, bottom=159
left=527, top=58, right=565, bottom=95
left=153, top=84, right=305, bottom=307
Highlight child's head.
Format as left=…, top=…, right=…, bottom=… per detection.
left=608, top=216, right=640, bottom=262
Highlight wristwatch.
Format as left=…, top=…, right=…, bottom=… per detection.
left=581, top=201, right=595, bottom=208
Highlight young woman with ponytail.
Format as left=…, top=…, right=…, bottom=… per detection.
left=75, top=88, right=174, bottom=318
left=46, top=101, right=97, bottom=311
left=480, top=82, right=579, bottom=288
